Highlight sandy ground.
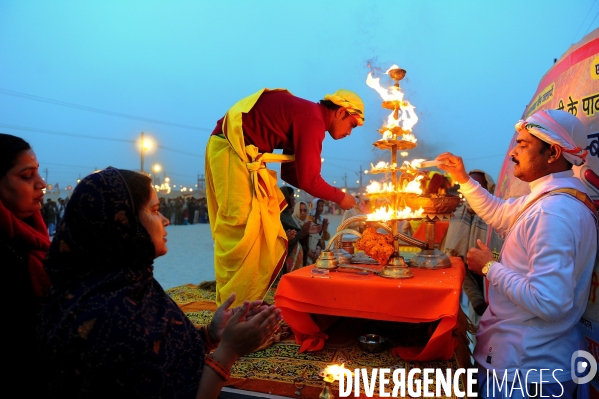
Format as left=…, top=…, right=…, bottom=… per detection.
left=153, top=214, right=344, bottom=290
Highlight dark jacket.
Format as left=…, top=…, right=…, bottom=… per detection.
left=1, top=236, right=48, bottom=395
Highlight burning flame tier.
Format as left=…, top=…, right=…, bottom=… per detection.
left=362, top=64, right=461, bottom=273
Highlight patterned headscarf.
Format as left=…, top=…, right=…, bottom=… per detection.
left=324, top=89, right=365, bottom=125
left=39, top=167, right=205, bottom=398
left=515, top=109, right=587, bottom=166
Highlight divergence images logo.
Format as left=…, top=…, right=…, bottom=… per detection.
left=571, top=350, right=598, bottom=384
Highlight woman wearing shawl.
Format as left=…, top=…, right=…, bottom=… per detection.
left=307, top=198, right=330, bottom=263
left=281, top=186, right=322, bottom=273
left=0, top=134, right=51, bottom=396
left=292, top=200, right=320, bottom=265
left=38, top=167, right=281, bottom=399
left=281, top=186, right=309, bottom=275
left=294, top=200, right=323, bottom=264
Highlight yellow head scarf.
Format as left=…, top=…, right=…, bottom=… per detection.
left=324, top=89, right=365, bottom=126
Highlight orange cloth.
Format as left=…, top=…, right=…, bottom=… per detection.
left=413, top=221, right=449, bottom=244
left=274, top=257, right=465, bottom=361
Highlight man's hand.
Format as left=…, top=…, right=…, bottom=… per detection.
left=338, top=193, right=357, bottom=210
left=435, top=152, right=470, bottom=184
left=466, top=239, right=495, bottom=276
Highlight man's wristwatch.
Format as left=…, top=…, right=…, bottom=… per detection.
left=482, top=261, right=495, bottom=277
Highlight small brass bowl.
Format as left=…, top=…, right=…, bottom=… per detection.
left=359, top=334, right=387, bottom=353
left=341, top=241, right=355, bottom=254
left=388, top=68, right=406, bottom=81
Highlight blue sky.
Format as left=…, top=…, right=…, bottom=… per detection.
left=1, top=0, right=597, bottom=192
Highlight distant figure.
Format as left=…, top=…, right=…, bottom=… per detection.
left=43, top=198, right=58, bottom=236
left=308, top=198, right=330, bottom=258
left=56, top=197, right=66, bottom=226
left=192, top=197, right=200, bottom=224
left=197, top=197, right=208, bottom=223
left=293, top=199, right=321, bottom=264
left=279, top=187, right=314, bottom=273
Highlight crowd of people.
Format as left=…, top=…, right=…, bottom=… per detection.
left=158, top=196, right=209, bottom=225
left=2, top=90, right=597, bottom=398
left=40, top=194, right=211, bottom=240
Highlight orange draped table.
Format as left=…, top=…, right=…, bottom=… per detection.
left=274, top=256, right=465, bottom=362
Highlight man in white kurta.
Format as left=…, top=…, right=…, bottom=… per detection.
left=438, top=109, right=597, bottom=399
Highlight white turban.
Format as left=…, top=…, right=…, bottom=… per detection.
left=515, top=109, right=588, bottom=166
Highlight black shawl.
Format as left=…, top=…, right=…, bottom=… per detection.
left=38, top=167, right=205, bottom=399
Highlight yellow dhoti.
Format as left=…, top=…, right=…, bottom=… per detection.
left=205, top=88, right=295, bottom=306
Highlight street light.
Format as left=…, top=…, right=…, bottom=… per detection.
left=152, top=163, right=162, bottom=185
left=139, top=132, right=154, bottom=172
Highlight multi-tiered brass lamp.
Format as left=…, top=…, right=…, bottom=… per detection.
left=337, top=65, right=460, bottom=273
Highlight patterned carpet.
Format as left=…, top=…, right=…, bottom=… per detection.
left=166, top=284, right=472, bottom=399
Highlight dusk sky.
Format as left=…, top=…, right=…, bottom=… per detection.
left=1, top=1, right=597, bottom=194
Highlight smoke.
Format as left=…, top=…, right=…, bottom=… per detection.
left=365, top=58, right=383, bottom=76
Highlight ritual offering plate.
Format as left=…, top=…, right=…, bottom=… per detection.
left=373, top=139, right=417, bottom=151
left=350, top=254, right=379, bottom=265
left=403, top=194, right=461, bottom=214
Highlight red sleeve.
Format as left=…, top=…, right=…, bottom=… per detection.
left=280, top=114, right=345, bottom=204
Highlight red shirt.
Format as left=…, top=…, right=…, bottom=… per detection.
left=211, top=91, right=345, bottom=203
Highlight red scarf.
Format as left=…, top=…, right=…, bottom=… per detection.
left=0, top=200, right=51, bottom=300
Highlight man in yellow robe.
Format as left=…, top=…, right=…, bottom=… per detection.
left=206, top=88, right=364, bottom=306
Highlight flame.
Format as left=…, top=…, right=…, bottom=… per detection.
left=366, top=205, right=424, bottom=221
left=404, top=159, right=426, bottom=169
left=378, top=127, right=417, bottom=142
left=401, top=132, right=417, bottom=142
left=399, top=101, right=418, bottom=132
left=380, top=130, right=394, bottom=140
left=322, top=364, right=351, bottom=382
left=366, top=175, right=423, bottom=195
left=385, top=64, right=401, bottom=74
left=366, top=181, right=395, bottom=194
left=399, top=175, right=424, bottom=194
left=370, top=161, right=397, bottom=172
left=367, top=66, right=419, bottom=132
left=366, top=72, right=401, bottom=102
left=366, top=72, right=405, bottom=102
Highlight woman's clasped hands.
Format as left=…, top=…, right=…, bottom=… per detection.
left=208, top=293, right=282, bottom=358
